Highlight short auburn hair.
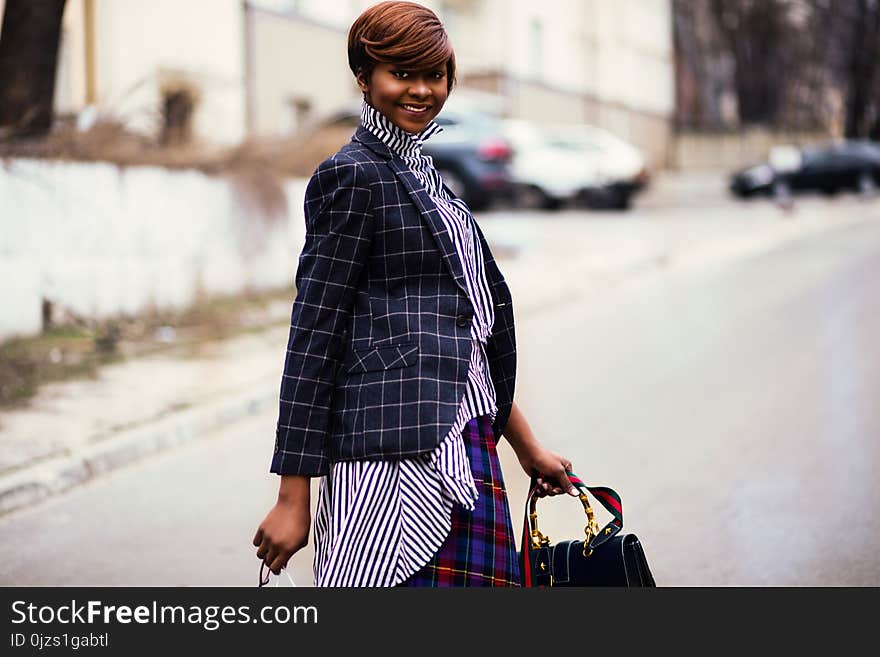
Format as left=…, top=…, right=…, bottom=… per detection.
left=347, top=1, right=457, bottom=93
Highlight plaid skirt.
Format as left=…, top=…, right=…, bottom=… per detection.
left=399, top=414, right=521, bottom=587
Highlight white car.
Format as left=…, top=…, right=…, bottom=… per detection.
left=501, top=118, right=599, bottom=209
left=501, top=119, right=649, bottom=210
left=542, top=124, right=650, bottom=210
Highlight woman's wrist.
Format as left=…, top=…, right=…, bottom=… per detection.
left=502, top=401, right=540, bottom=457
left=276, top=474, right=311, bottom=507
left=506, top=431, right=540, bottom=460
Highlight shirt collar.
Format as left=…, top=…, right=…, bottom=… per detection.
left=360, top=99, right=443, bottom=158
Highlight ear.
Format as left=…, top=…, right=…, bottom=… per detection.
left=355, top=69, right=370, bottom=94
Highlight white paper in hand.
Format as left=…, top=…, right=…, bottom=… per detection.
left=268, top=569, right=297, bottom=587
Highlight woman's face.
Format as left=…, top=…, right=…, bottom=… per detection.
left=358, top=62, right=449, bottom=134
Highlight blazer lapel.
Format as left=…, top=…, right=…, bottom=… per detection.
left=352, top=127, right=469, bottom=297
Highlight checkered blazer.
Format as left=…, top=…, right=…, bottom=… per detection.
left=271, top=125, right=517, bottom=476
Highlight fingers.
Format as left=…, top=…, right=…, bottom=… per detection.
left=559, top=457, right=578, bottom=496
left=256, top=538, right=294, bottom=577
left=256, top=534, right=282, bottom=568
left=255, top=536, right=271, bottom=562
left=268, top=551, right=290, bottom=576
left=252, top=527, right=264, bottom=547
left=256, top=532, right=303, bottom=571
left=263, top=545, right=280, bottom=571
left=537, top=477, right=565, bottom=497
left=538, top=461, right=579, bottom=497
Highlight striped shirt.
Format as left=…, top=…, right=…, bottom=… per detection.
left=311, top=100, right=498, bottom=587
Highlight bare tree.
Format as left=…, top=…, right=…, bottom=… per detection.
left=708, top=0, right=792, bottom=125
left=842, top=0, right=880, bottom=137
left=674, top=0, right=800, bottom=129
left=673, top=0, right=731, bottom=129
left=0, top=0, right=68, bottom=139
left=675, top=0, right=880, bottom=135
left=802, top=0, right=880, bottom=138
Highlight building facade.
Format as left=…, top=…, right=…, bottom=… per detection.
left=246, top=0, right=674, bottom=163
left=11, top=0, right=674, bottom=163
left=32, top=0, right=247, bottom=146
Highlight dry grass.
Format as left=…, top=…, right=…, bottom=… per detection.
left=216, top=123, right=354, bottom=216
left=0, top=285, right=296, bottom=411
left=0, top=117, right=357, bottom=215
left=0, top=117, right=355, bottom=177
left=0, top=326, right=111, bottom=409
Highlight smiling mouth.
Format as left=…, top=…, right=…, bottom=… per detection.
left=400, top=104, right=430, bottom=114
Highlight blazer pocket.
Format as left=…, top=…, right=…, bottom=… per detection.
left=346, top=342, right=419, bottom=374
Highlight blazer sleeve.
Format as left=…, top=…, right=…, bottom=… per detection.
left=271, top=155, right=374, bottom=476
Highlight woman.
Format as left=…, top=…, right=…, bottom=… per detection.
left=253, top=0, right=576, bottom=587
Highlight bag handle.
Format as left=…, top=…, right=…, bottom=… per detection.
left=519, top=471, right=624, bottom=586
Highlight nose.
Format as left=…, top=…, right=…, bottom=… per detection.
left=408, top=77, right=431, bottom=98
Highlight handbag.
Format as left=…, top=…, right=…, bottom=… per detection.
left=518, top=471, right=655, bottom=587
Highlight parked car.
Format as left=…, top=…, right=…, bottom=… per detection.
left=322, top=99, right=514, bottom=211
left=730, top=140, right=880, bottom=198
left=500, top=118, right=597, bottom=209
left=543, top=124, right=651, bottom=210
left=423, top=107, right=514, bottom=211
left=500, top=119, right=650, bottom=211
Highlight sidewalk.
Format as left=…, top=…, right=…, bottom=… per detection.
left=2, top=190, right=877, bottom=515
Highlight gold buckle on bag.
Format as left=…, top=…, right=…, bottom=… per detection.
left=528, top=489, right=601, bottom=557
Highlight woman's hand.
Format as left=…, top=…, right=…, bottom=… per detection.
left=253, top=475, right=311, bottom=575
left=503, top=402, right=578, bottom=497
left=515, top=445, right=579, bottom=497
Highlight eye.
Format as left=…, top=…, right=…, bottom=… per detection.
left=431, top=70, right=446, bottom=80
left=391, top=70, right=410, bottom=79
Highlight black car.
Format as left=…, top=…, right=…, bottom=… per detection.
left=422, top=108, right=514, bottom=211
left=323, top=102, right=514, bottom=211
left=730, top=140, right=880, bottom=198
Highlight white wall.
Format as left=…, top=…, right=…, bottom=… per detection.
left=92, top=0, right=247, bottom=145
left=592, top=0, right=674, bottom=116
left=464, top=0, right=673, bottom=118
left=248, top=0, right=367, bottom=29
left=249, top=7, right=356, bottom=136
left=0, top=160, right=307, bottom=341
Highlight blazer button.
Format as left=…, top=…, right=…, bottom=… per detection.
left=456, top=314, right=470, bottom=327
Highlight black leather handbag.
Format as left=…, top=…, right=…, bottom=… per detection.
left=518, top=471, right=655, bottom=587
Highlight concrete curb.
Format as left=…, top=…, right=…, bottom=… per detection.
left=0, top=381, right=278, bottom=516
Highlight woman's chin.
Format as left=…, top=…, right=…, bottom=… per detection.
left=393, top=110, right=432, bottom=132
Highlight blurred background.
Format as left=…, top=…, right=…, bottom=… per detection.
left=0, top=0, right=878, bottom=587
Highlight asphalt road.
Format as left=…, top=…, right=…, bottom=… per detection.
left=1, top=206, right=878, bottom=586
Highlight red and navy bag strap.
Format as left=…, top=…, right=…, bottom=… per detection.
left=564, top=471, right=624, bottom=549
